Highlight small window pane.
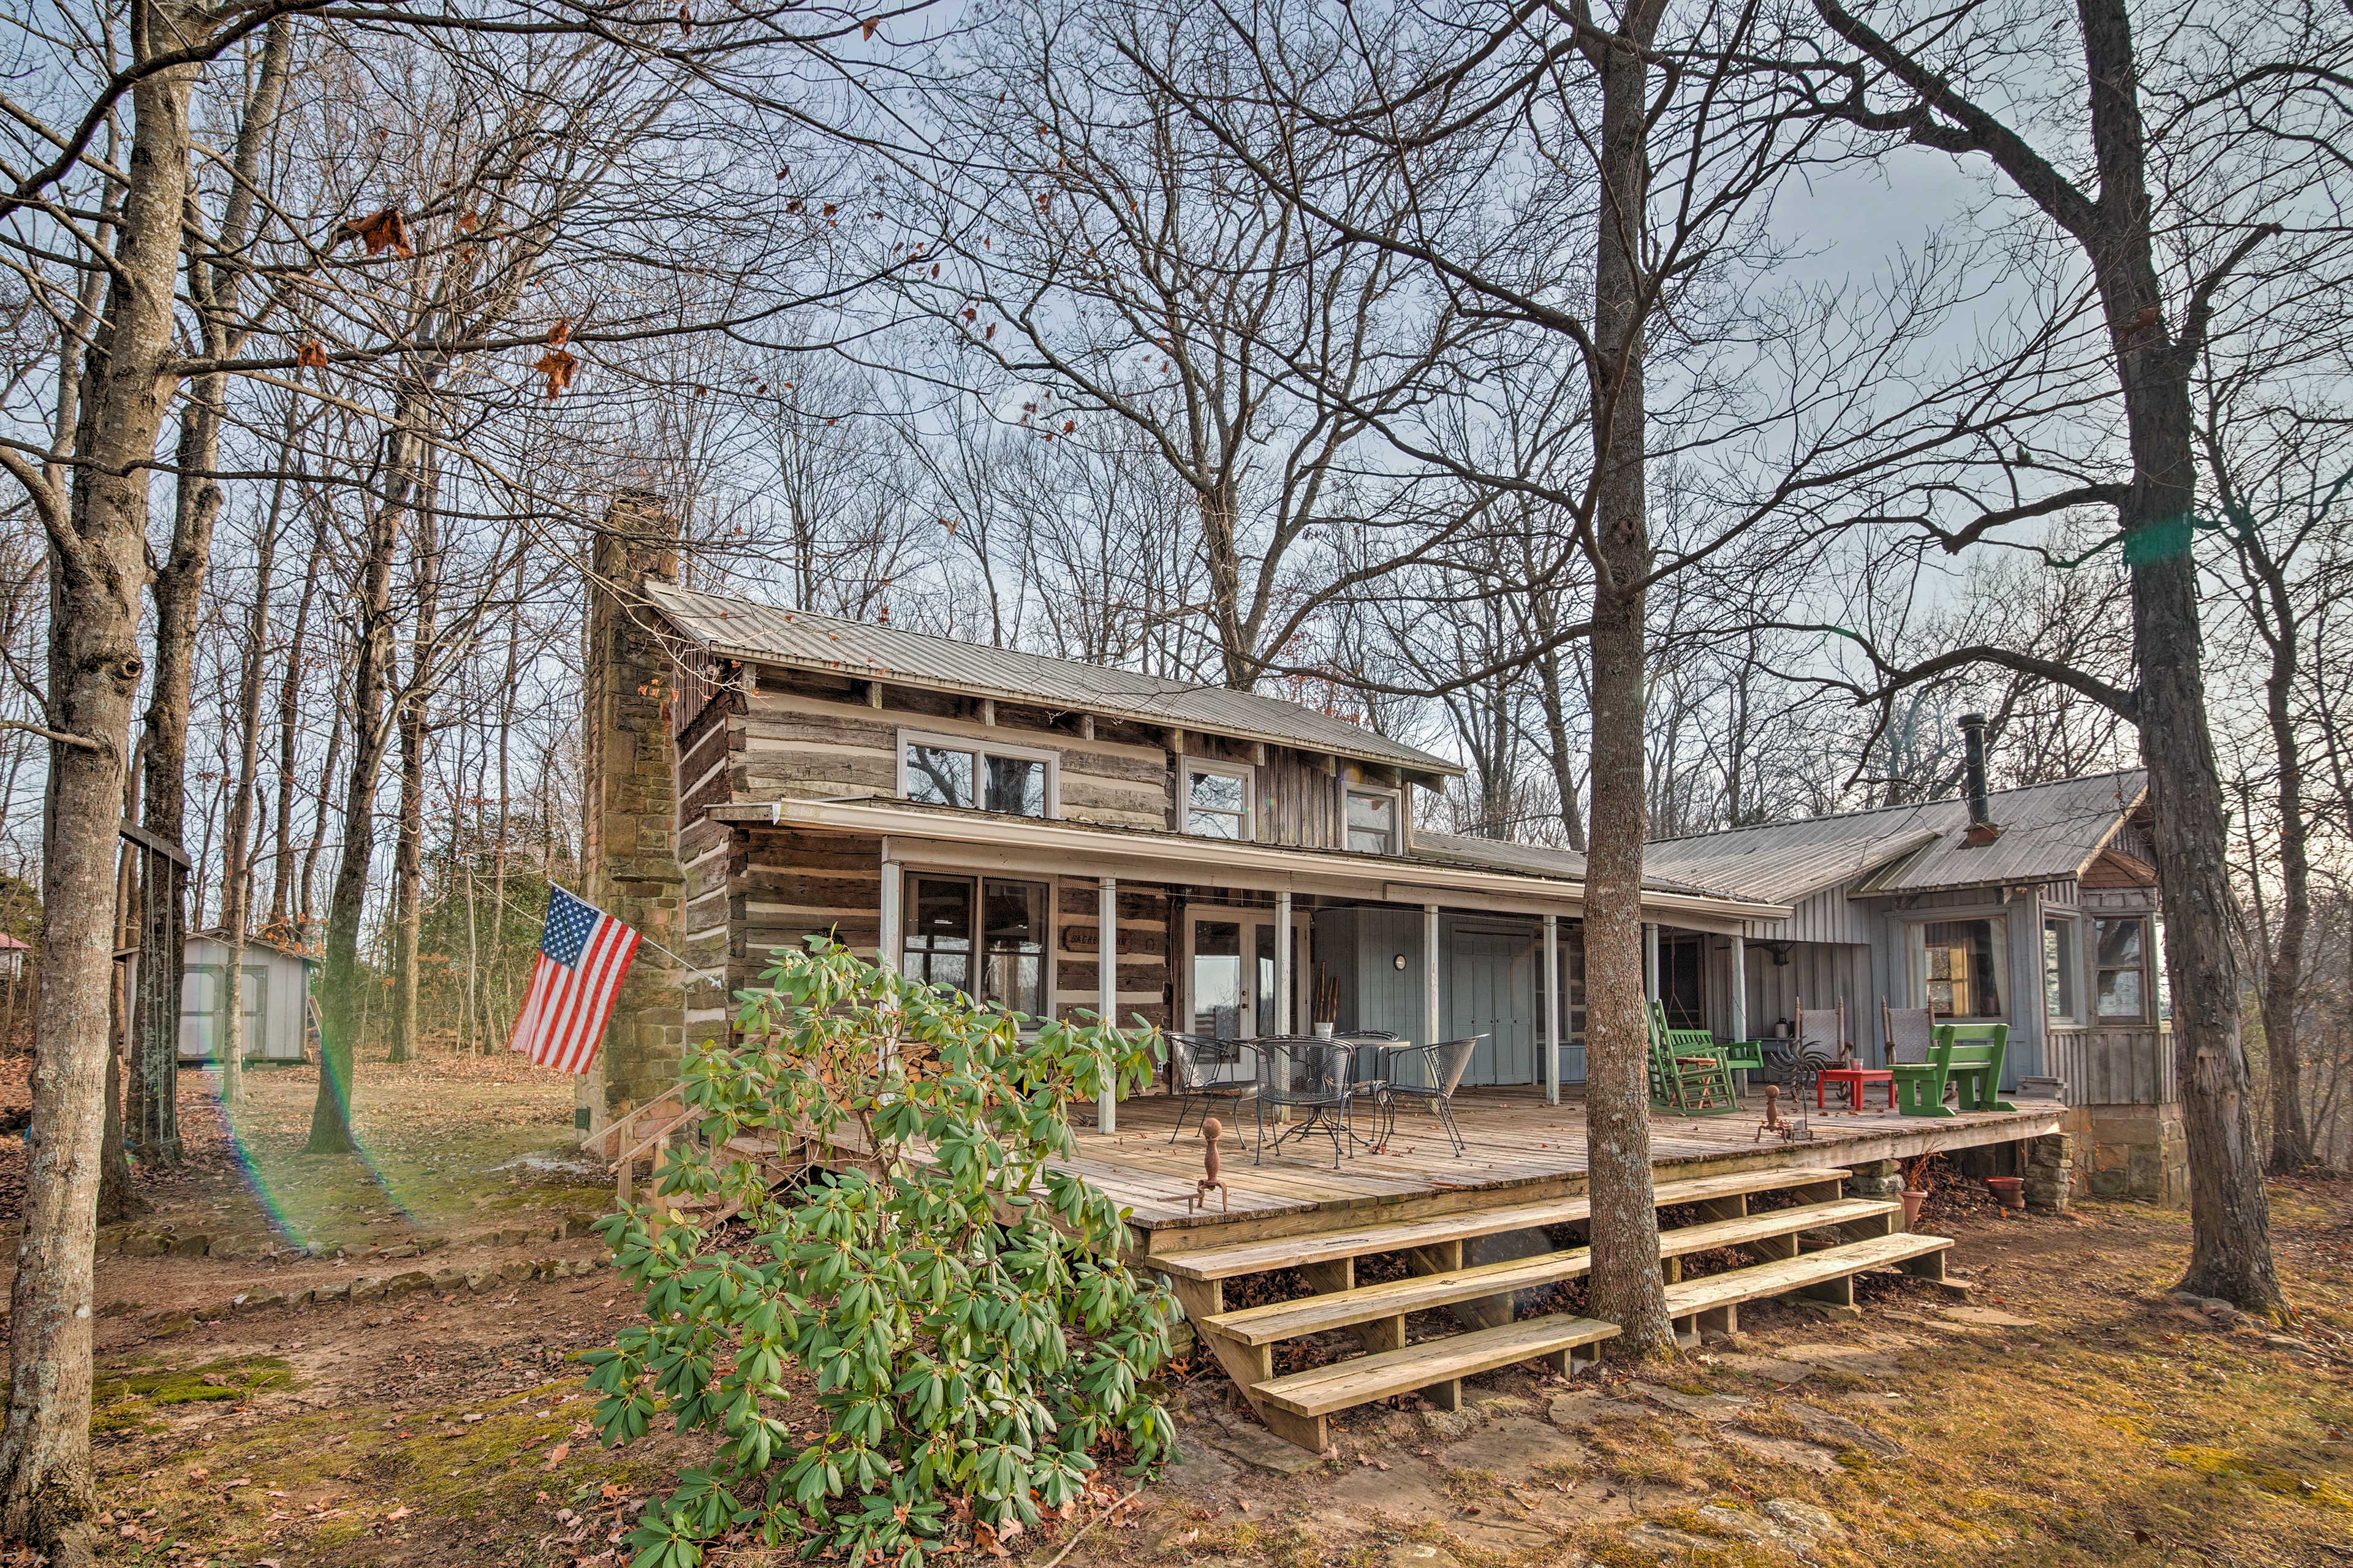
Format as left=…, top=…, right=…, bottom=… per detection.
left=904, top=877, right=973, bottom=994
left=906, top=745, right=973, bottom=808
left=1190, top=771, right=1244, bottom=812
left=1920, top=918, right=2004, bottom=1018
left=2043, top=918, right=2077, bottom=1021
left=2094, top=916, right=2149, bottom=1022
left=1186, top=767, right=1247, bottom=839
left=1346, top=790, right=1395, bottom=854
left=983, top=755, right=1046, bottom=817
left=980, top=879, right=1046, bottom=1018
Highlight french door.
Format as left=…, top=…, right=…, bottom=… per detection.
left=1183, top=907, right=1310, bottom=1081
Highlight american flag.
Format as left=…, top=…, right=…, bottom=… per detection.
left=508, top=887, right=642, bottom=1074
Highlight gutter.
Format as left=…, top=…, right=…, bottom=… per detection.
left=756, top=797, right=1794, bottom=925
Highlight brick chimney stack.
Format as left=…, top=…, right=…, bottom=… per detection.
left=579, top=491, right=688, bottom=1132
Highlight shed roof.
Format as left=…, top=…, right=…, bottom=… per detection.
left=1414, top=830, right=1733, bottom=900
left=1643, top=768, right=2148, bottom=901
left=645, top=583, right=1463, bottom=779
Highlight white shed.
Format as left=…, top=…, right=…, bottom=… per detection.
left=179, top=935, right=313, bottom=1064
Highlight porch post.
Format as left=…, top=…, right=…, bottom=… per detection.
left=1729, top=933, right=1748, bottom=1043
left=1543, top=912, right=1561, bottom=1107
left=878, top=852, right=901, bottom=974
left=1274, top=889, right=1293, bottom=1034
left=1097, top=876, right=1117, bottom=1133
left=1423, top=903, right=1441, bottom=1045
left=1642, top=922, right=1659, bottom=1001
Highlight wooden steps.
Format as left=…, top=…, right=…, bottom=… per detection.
left=1151, top=1165, right=1852, bottom=1281
left=1158, top=1153, right=1968, bottom=1454
left=1662, top=1229, right=1953, bottom=1341
left=1202, top=1197, right=1899, bottom=1346
left=1248, top=1315, right=1621, bottom=1450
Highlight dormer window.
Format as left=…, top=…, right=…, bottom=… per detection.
left=898, top=729, right=1057, bottom=818
left=1184, top=760, right=1252, bottom=839
left=1346, top=788, right=1399, bottom=854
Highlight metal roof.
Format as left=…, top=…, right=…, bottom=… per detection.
left=644, top=583, right=1463, bottom=779
left=1414, top=831, right=1735, bottom=900
left=1644, top=769, right=2148, bottom=901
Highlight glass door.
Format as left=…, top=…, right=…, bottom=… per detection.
left=1186, top=908, right=1311, bottom=1081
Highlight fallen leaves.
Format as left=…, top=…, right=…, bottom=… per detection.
left=543, top=1441, right=572, bottom=1469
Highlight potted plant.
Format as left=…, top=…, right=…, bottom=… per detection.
left=1900, top=1158, right=1928, bottom=1231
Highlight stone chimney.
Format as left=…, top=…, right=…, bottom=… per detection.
left=579, top=491, right=688, bottom=1131
left=1960, top=712, right=2002, bottom=846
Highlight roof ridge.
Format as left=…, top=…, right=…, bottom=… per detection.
left=661, top=583, right=1185, bottom=692
left=1647, top=766, right=2143, bottom=846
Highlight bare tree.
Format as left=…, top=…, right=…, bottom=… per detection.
left=1793, top=0, right=2353, bottom=1311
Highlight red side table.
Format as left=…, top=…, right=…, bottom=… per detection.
left=1817, top=1066, right=1895, bottom=1112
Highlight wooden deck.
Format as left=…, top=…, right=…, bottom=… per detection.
left=1056, top=1086, right=2064, bottom=1244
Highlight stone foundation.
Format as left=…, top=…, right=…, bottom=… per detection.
left=2069, top=1102, right=2189, bottom=1205
left=1842, top=1159, right=1903, bottom=1201
left=2022, top=1132, right=2073, bottom=1213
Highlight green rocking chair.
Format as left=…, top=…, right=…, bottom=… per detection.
left=1647, top=1001, right=1741, bottom=1116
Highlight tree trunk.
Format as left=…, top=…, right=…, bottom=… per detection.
left=308, top=405, right=428, bottom=1151
left=2251, top=566, right=2313, bottom=1170
left=386, top=458, right=442, bottom=1065
left=218, top=461, right=288, bottom=1105
left=1580, top=0, right=1673, bottom=1361
left=1536, top=646, right=1588, bottom=851
left=0, top=36, right=197, bottom=1562
left=2072, top=0, right=2283, bottom=1312
left=269, top=513, right=327, bottom=933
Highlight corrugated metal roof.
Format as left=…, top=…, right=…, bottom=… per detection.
left=645, top=583, right=1462, bottom=778
left=1645, top=769, right=2148, bottom=901
left=1414, top=831, right=1732, bottom=899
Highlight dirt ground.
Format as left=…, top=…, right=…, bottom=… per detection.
left=2, top=1057, right=2349, bottom=1567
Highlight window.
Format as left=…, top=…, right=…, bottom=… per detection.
left=904, top=877, right=974, bottom=994
left=2042, top=916, right=2079, bottom=1023
left=1917, top=917, right=2005, bottom=1019
left=906, top=745, right=974, bottom=809
left=901, top=874, right=1049, bottom=1018
left=2094, top=915, right=2151, bottom=1023
left=1184, top=762, right=1251, bottom=839
left=897, top=730, right=1056, bottom=819
left=1346, top=789, right=1399, bottom=854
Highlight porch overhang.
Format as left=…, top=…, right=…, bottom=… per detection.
left=726, top=797, right=1792, bottom=931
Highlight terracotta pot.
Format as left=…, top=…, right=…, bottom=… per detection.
left=1900, top=1188, right=1927, bottom=1231
left=1985, top=1175, right=2025, bottom=1210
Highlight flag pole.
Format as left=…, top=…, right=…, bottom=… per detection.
left=532, top=882, right=729, bottom=982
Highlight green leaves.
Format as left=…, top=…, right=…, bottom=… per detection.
left=586, top=938, right=1173, bottom=1567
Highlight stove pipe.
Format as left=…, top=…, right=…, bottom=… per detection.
left=1960, top=712, right=2000, bottom=844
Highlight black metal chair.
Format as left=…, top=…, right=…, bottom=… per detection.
left=1378, top=1036, right=1483, bottom=1156
left=1253, top=1038, right=1359, bottom=1168
left=1167, top=1032, right=1259, bottom=1148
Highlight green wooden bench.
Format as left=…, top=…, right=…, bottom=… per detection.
left=1648, top=1001, right=1740, bottom=1116
left=1891, top=1023, right=2017, bottom=1116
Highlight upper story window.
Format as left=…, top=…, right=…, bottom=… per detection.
left=1185, top=761, right=1252, bottom=839
left=898, top=729, right=1056, bottom=818
left=1346, top=788, right=1399, bottom=855
left=1915, top=916, right=2005, bottom=1020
